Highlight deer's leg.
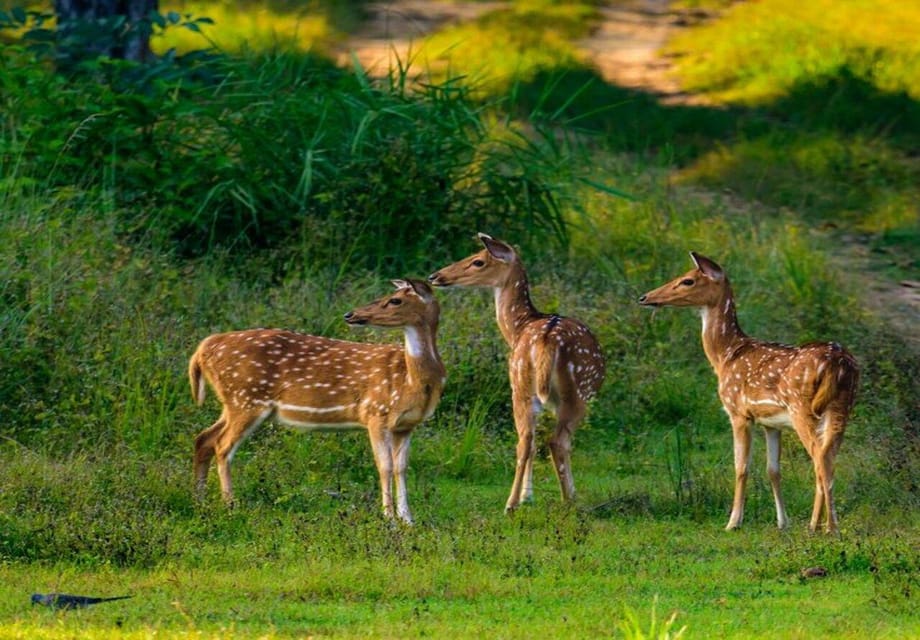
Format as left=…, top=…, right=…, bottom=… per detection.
left=193, top=412, right=226, bottom=496
left=816, top=449, right=837, bottom=534
left=392, top=430, right=413, bottom=524
left=764, top=427, right=789, bottom=529
left=790, top=412, right=830, bottom=533
left=368, top=424, right=395, bottom=519
left=213, top=409, right=270, bottom=505
left=548, top=400, right=585, bottom=503
left=811, top=413, right=844, bottom=533
left=521, top=398, right=543, bottom=504
left=726, top=414, right=753, bottom=530
left=505, top=389, right=536, bottom=513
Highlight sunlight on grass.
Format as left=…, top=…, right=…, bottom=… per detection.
left=858, top=194, right=919, bottom=235
left=0, top=0, right=347, bottom=54
left=417, top=0, right=600, bottom=96
left=667, top=0, right=920, bottom=104
left=674, top=133, right=920, bottom=229
left=153, top=1, right=333, bottom=54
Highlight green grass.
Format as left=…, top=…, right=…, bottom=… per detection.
left=0, top=1, right=371, bottom=55
left=1, top=415, right=918, bottom=638
left=416, top=0, right=602, bottom=96
left=666, top=0, right=920, bottom=104
left=2, top=514, right=917, bottom=638
left=664, top=0, right=920, bottom=277
left=2, top=167, right=918, bottom=637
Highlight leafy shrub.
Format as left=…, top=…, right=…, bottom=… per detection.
left=1, top=25, right=570, bottom=270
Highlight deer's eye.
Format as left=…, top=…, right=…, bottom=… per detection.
left=387, top=298, right=402, bottom=306
left=680, top=278, right=695, bottom=286
left=471, top=259, right=485, bottom=267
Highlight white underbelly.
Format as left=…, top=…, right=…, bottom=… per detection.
left=279, top=417, right=365, bottom=432
left=266, top=400, right=363, bottom=431
left=756, top=411, right=793, bottom=429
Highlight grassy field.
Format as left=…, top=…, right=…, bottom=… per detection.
left=1, top=1, right=918, bottom=638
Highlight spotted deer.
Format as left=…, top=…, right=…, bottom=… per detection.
left=428, top=233, right=606, bottom=512
left=188, top=279, right=445, bottom=524
left=639, top=252, right=858, bottom=533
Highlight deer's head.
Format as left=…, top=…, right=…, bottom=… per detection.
left=639, top=252, right=728, bottom=308
left=428, top=232, right=518, bottom=289
left=345, top=279, right=439, bottom=328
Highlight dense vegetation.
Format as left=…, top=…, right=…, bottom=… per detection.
left=1, top=0, right=917, bottom=637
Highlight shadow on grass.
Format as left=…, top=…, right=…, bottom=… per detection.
left=508, top=60, right=919, bottom=254
left=767, top=65, right=920, bottom=145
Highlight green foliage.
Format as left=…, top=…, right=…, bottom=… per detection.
left=0, top=445, right=190, bottom=566
left=154, top=0, right=371, bottom=54
left=1, top=37, right=569, bottom=270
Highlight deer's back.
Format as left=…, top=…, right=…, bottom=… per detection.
left=196, top=329, right=403, bottom=411
left=512, top=315, right=606, bottom=403
left=720, top=339, right=858, bottom=420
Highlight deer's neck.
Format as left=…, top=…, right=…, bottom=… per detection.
left=700, top=286, right=747, bottom=375
left=403, top=324, right=445, bottom=389
left=493, top=264, right=540, bottom=347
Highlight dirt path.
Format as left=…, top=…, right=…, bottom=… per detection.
left=337, top=1, right=503, bottom=74
left=339, top=1, right=918, bottom=348
left=338, top=0, right=696, bottom=102
left=575, top=0, right=708, bottom=104
left=835, top=243, right=920, bottom=350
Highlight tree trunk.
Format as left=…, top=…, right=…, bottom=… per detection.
left=54, top=0, right=158, bottom=62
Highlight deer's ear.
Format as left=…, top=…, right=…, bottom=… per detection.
left=405, top=278, right=434, bottom=302
left=479, top=233, right=515, bottom=263
left=690, top=252, right=724, bottom=281
left=391, top=279, right=409, bottom=290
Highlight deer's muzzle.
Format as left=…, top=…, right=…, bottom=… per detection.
left=427, top=272, right=450, bottom=287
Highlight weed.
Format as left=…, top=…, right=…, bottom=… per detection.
left=617, top=595, right=687, bottom=640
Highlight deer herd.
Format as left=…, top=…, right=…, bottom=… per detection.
left=190, top=233, right=858, bottom=534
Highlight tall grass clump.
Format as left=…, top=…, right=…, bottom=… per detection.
left=617, top=596, right=687, bottom=640
left=1, top=25, right=572, bottom=271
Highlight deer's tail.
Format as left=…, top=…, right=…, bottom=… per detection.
left=811, top=348, right=859, bottom=417
left=535, top=316, right=563, bottom=403
left=189, top=346, right=207, bottom=406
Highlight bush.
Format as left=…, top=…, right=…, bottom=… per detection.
left=1, top=33, right=571, bottom=271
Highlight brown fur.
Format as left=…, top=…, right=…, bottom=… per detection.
left=188, top=279, right=445, bottom=523
left=429, top=233, right=605, bottom=511
left=640, top=252, right=858, bottom=533
left=188, top=355, right=205, bottom=406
